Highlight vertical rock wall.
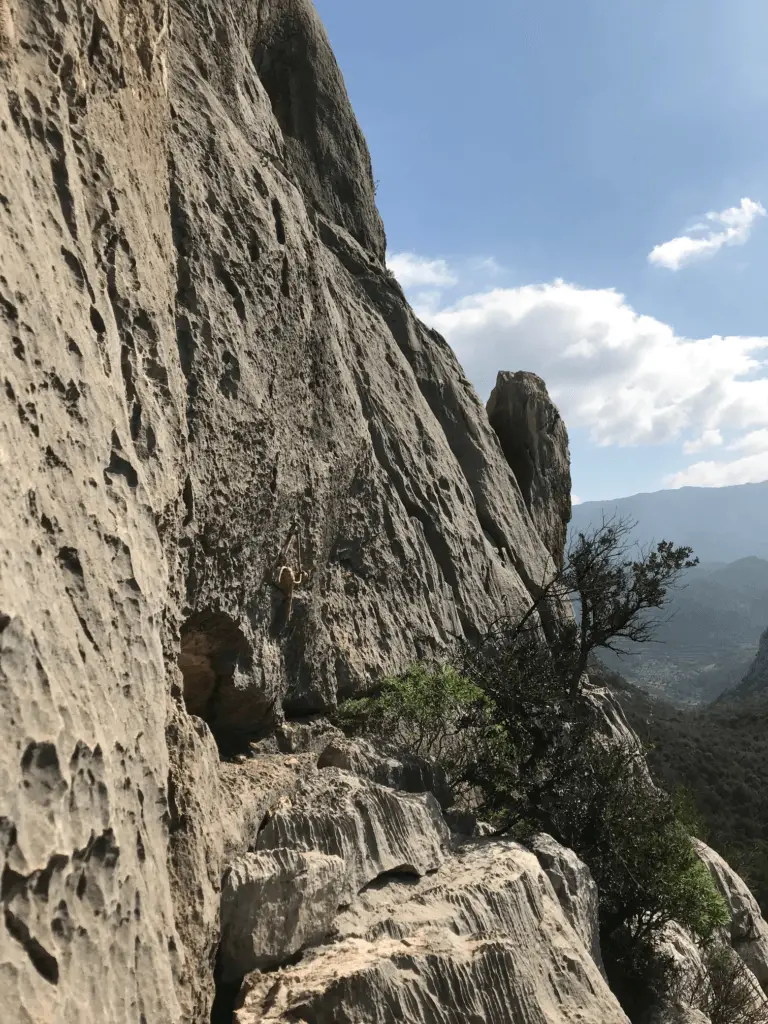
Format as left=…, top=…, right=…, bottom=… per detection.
left=1, top=1, right=580, bottom=1020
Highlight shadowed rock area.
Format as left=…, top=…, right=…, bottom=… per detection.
left=487, top=370, right=572, bottom=566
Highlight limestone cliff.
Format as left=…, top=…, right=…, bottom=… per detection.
left=487, top=370, right=572, bottom=567
left=3, top=2, right=761, bottom=1022
left=0, top=0, right=584, bottom=1020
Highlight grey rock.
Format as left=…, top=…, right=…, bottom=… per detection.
left=251, top=0, right=386, bottom=260
left=734, top=627, right=768, bottom=698
left=235, top=839, right=629, bottom=1023
left=220, top=850, right=346, bottom=979
left=530, top=832, right=606, bottom=977
left=255, top=768, right=450, bottom=903
left=0, top=0, right=570, bottom=1019
left=317, top=735, right=454, bottom=809
left=167, top=0, right=558, bottom=741
left=488, top=370, right=572, bottom=566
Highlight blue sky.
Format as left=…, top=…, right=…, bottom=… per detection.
left=315, top=0, right=768, bottom=501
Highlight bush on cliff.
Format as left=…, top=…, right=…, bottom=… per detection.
left=335, top=662, right=504, bottom=800
left=337, top=519, right=728, bottom=1019
left=677, top=944, right=768, bottom=1024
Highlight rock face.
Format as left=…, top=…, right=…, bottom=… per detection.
left=694, top=839, right=768, bottom=989
left=530, top=832, right=606, bottom=977
left=487, top=370, right=572, bottom=566
left=220, top=849, right=347, bottom=977
left=235, top=838, right=629, bottom=1024
left=253, top=768, right=451, bottom=905
left=0, top=0, right=568, bottom=1019
left=2, top=1, right=760, bottom=1022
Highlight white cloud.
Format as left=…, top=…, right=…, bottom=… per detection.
left=682, top=429, right=723, bottom=454
left=648, top=197, right=766, bottom=270
left=424, top=279, right=768, bottom=451
left=729, top=428, right=768, bottom=455
left=572, top=495, right=583, bottom=505
left=664, top=450, right=768, bottom=488
left=386, top=252, right=458, bottom=289
left=391, top=254, right=768, bottom=490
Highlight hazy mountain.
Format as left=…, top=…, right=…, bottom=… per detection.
left=570, top=481, right=768, bottom=563
left=594, top=556, right=768, bottom=705
left=725, top=627, right=768, bottom=701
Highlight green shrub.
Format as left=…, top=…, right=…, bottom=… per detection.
left=332, top=519, right=728, bottom=1019
left=679, top=944, right=768, bottom=1024
left=336, top=662, right=501, bottom=799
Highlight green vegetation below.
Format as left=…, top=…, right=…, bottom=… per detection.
left=597, top=660, right=768, bottom=914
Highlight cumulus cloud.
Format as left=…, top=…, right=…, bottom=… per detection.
left=648, top=197, right=766, bottom=270
left=682, top=429, right=723, bottom=454
left=386, top=252, right=458, bottom=289
left=665, top=450, right=768, bottom=488
left=391, top=269, right=768, bottom=487
left=425, top=279, right=768, bottom=450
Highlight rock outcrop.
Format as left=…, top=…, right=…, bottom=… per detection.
left=694, top=839, right=768, bottom=989
left=733, top=627, right=768, bottom=699
left=235, top=837, right=629, bottom=1024
left=0, top=0, right=572, bottom=1020
left=487, top=370, right=572, bottom=566
left=530, top=832, right=606, bottom=977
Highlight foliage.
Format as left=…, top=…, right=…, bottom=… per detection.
left=523, top=742, right=728, bottom=946
left=335, top=662, right=499, bottom=798
left=598, top=659, right=768, bottom=914
left=452, top=618, right=578, bottom=823
left=677, top=944, right=768, bottom=1024
left=338, top=520, right=724, bottom=1019
left=525, top=516, right=697, bottom=695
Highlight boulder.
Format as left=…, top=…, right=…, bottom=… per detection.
left=219, top=850, right=346, bottom=978
left=530, top=832, right=605, bottom=976
left=255, top=768, right=450, bottom=903
left=694, top=840, right=768, bottom=989
left=317, top=735, right=455, bottom=809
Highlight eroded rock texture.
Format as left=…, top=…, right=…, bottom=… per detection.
left=695, top=839, right=768, bottom=989
left=0, top=0, right=566, bottom=1020
left=530, top=832, right=606, bottom=978
left=234, top=838, right=629, bottom=1024
left=4, top=0, right=754, bottom=1022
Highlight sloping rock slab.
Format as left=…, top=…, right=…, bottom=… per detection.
left=235, top=839, right=629, bottom=1023
left=317, top=735, right=454, bottom=809
left=255, top=768, right=450, bottom=903
left=220, top=850, right=346, bottom=979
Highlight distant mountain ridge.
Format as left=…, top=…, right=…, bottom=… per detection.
left=595, top=556, right=768, bottom=704
left=570, top=480, right=768, bottom=563
left=571, top=482, right=768, bottom=704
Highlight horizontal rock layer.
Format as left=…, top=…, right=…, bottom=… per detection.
left=234, top=839, right=629, bottom=1024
